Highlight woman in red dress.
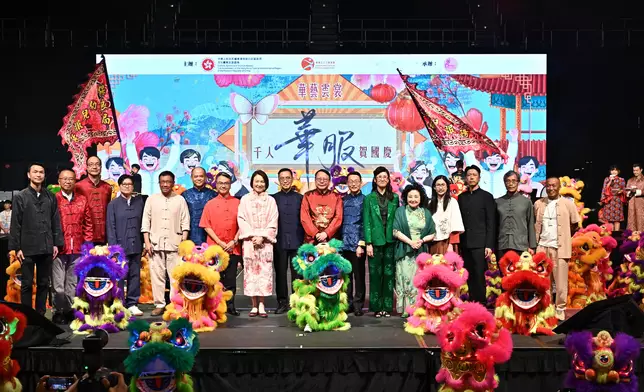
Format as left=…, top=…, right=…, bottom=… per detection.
left=599, top=165, right=626, bottom=231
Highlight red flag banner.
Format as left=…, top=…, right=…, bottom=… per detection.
left=397, top=69, right=503, bottom=158
left=58, top=59, right=119, bottom=178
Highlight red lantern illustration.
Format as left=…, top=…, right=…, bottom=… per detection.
left=370, top=83, right=396, bottom=103
left=385, top=91, right=425, bottom=132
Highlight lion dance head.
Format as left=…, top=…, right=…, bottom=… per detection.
left=436, top=301, right=513, bottom=391
left=163, top=241, right=232, bottom=332
left=568, top=227, right=614, bottom=308
left=0, top=305, right=27, bottom=392
left=288, top=239, right=353, bottom=332
left=608, top=231, right=644, bottom=309
left=494, top=251, right=557, bottom=336
left=560, top=176, right=590, bottom=226
left=70, top=244, right=130, bottom=334
left=404, top=252, right=468, bottom=335
left=4, top=251, right=27, bottom=306
left=565, top=330, right=640, bottom=392
left=125, top=318, right=199, bottom=392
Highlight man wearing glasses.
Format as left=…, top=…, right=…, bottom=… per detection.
left=199, top=172, right=242, bottom=316
left=75, top=156, right=113, bottom=245
left=300, top=169, right=343, bottom=244
left=52, top=169, right=93, bottom=324
left=106, top=174, right=145, bottom=316
left=495, top=170, right=536, bottom=260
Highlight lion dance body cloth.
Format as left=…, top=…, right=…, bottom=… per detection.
left=494, top=251, right=558, bottom=335
left=71, top=244, right=131, bottom=334
left=163, top=241, right=232, bottom=332
left=404, top=252, right=468, bottom=336
left=436, top=301, right=513, bottom=392
left=0, top=305, right=26, bottom=392
left=565, top=330, right=640, bottom=392
left=125, top=318, right=199, bottom=392
left=288, top=240, right=352, bottom=332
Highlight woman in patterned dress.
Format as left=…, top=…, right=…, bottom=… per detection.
left=599, top=165, right=626, bottom=231
left=392, top=182, right=436, bottom=317
left=238, top=170, right=279, bottom=318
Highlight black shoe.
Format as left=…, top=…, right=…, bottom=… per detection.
left=354, top=309, right=364, bottom=316
left=52, top=313, right=66, bottom=325
left=274, top=303, right=289, bottom=314
left=227, top=303, right=240, bottom=316
left=347, top=306, right=355, bottom=314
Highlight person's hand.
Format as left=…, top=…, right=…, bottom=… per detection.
left=16, top=250, right=24, bottom=263
left=145, top=243, right=154, bottom=255
left=224, top=241, right=235, bottom=252
left=356, top=246, right=364, bottom=258
left=252, top=236, right=263, bottom=246
left=509, top=128, right=519, bottom=142
left=53, top=246, right=59, bottom=259
left=315, top=232, right=328, bottom=242
left=366, top=244, right=374, bottom=258
left=528, top=248, right=535, bottom=255
left=485, top=248, right=493, bottom=258
left=36, top=376, right=49, bottom=392
left=101, top=372, right=128, bottom=392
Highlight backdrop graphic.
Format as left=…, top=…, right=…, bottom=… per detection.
left=97, top=54, right=547, bottom=197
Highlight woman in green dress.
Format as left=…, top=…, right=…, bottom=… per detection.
left=363, top=166, right=399, bottom=318
left=393, top=182, right=436, bottom=317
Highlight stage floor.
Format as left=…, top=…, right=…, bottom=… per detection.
left=14, top=311, right=595, bottom=392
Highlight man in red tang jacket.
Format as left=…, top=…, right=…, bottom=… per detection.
left=75, top=156, right=112, bottom=244
left=300, top=169, right=343, bottom=244
left=54, top=168, right=94, bottom=324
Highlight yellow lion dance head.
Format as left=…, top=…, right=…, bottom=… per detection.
left=559, top=176, right=590, bottom=226
left=163, top=241, right=233, bottom=332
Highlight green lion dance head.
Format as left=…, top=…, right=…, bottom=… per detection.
left=288, top=240, right=353, bottom=332
left=124, top=318, right=199, bottom=392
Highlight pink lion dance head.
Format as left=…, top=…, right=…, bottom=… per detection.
left=436, top=301, right=513, bottom=391
left=404, top=252, right=469, bottom=335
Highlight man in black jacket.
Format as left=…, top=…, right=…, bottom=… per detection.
left=458, top=165, right=496, bottom=305
left=9, top=163, right=64, bottom=315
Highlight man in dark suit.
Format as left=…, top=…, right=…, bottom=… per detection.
left=458, top=165, right=496, bottom=304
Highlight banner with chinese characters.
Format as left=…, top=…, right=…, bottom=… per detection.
left=398, top=69, right=503, bottom=158
left=58, top=58, right=119, bottom=178
left=96, top=54, right=547, bottom=197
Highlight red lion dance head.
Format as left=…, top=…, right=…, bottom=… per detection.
left=404, top=252, right=468, bottom=335
left=436, top=301, right=513, bottom=391
left=0, top=305, right=27, bottom=391
left=494, top=251, right=558, bottom=336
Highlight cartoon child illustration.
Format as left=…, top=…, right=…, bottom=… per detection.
left=464, top=129, right=518, bottom=198
left=176, top=148, right=202, bottom=187
left=518, top=155, right=544, bottom=195
left=443, top=152, right=464, bottom=176
left=125, top=131, right=181, bottom=195
left=216, top=160, right=249, bottom=198
left=406, top=160, right=434, bottom=197
left=105, top=157, right=126, bottom=182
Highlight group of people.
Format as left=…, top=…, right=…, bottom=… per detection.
left=598, top=163, right=644, bottom=232
left=7, top=154, right=644, bottom=325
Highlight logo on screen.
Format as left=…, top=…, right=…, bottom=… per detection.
left=444, top=57, right=458, bottom=72
left=301, top=57, right=315, bottom=71
left=202, top=58, right=215, bottom=71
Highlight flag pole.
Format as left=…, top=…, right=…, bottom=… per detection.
left=101, top=54, right=122, bottom=142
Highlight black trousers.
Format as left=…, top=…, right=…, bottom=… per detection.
left=21, top=254, right=52, bottom=315
left=274, top=247, right=301, bottom=304
left=342, top=250, right=366, bottom=309
left=461, top=247, right=487, bottom=304
left=221, top=254, right=241, bottom=302
left=118, top=253, right=142, bottom=308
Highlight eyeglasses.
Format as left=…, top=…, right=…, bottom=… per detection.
left=216, top=182, right=231, bottom=186
left=505, top=179, right=518, bottom=184
left=59, top=178, right=75, bottom=183
left=87, top=163, right=101, bottom=168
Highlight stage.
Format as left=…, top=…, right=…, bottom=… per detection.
left=12, top=311, right=622, bottom=392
